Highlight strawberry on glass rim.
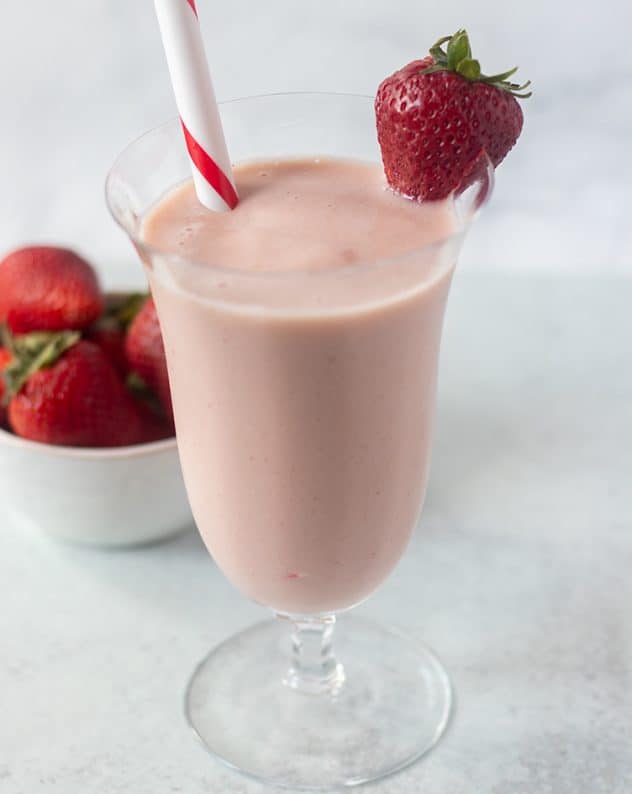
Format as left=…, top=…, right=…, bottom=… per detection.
left=375, top=28, right=531, bottom=201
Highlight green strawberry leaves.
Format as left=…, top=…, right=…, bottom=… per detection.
left=447, top=29, right=471, bottom=69
left=0, top=292, right=149, bottom=406
left=456, top=59, right=481, bottom=80
left=96, top=292, right=147, bottom=332
left=422, top=29, right=532, bottom=98
left=0, top=327, right=80, bottom=402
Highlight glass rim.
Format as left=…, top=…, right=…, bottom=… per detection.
left=105, top=91, right=494, bottom=281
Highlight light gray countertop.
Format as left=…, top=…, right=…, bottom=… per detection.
left=2, top=271, right=630, bottom=793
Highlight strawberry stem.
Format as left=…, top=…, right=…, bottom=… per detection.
left=446, top=29, right=471, bottom=70
left=422, top=29, right=532, bottom=98
left=99, top=292, right=148, bottom=331
left=1, top=327, right=80, bottom=400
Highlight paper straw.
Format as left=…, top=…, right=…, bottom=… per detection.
left=154, top=0, right=238, bottom=212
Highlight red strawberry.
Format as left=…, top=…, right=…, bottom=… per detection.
left=87, top=293, right=147, bottom=375
left=126, top=371, right=174, bottom=442
left=137, top=401, right=174, bottom=444
left=375, top=29, right=530, bottom=201
left=7, top=337, right=143, bottom=447
left=88, top=326, right=128, bottom=375
left=125, top=297, right=173, bottom=425
left=0, top=246, right=104, bottom=333
left=0, top=347, right=12, bottom=427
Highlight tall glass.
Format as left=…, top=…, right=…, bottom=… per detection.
left=106, top=93, right=492, bottom=790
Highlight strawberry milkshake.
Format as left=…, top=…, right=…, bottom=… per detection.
left=108, top=26, right=529, bottom=785
left=143, top=157, right=456, bottom=614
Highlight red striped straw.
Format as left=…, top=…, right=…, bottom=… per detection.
left=154, top=0, right=238, bottom=212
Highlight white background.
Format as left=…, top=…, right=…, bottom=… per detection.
left=0, top=0, right=630, bottom=286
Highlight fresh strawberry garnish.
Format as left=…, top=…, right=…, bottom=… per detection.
left=375, top=29, right=530, bottom=201
left=125, top=297, right=173, bottom=426
left=5, top=335, right=143, bottom=447
left=87, top=293, right=146, bottom=376
left=0, top=347, right=12, bottom=427
left=0, top=246, right=104, bottom=334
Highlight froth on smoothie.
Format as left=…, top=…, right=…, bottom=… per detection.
left=142, top=158, right=455, bottom=272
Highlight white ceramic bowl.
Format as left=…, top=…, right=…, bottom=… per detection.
left=0, top=427, right=193, bottom=547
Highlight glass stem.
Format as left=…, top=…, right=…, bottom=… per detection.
left=279, top=614, right=346, bottom=696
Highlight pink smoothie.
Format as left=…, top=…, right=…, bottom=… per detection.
left=142, top=158, right=456, bottom=614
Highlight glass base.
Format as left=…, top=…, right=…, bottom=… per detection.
left=185, top=615, right=452, bottom=790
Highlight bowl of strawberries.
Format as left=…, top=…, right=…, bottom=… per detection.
left=0, top=245, right=193, bottom=546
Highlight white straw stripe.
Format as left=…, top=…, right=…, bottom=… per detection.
left=154, top=0, right=237, bottom=212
